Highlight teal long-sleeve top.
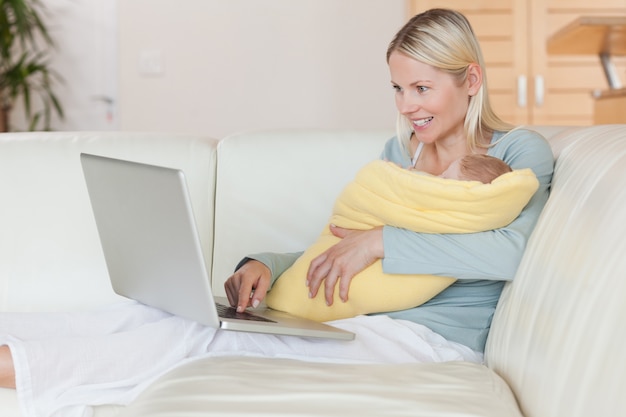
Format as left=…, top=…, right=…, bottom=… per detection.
left=246, top=128, right=554, bottom=352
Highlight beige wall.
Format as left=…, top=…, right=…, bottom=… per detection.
left=117, top=0, right=407, bottom=138
left=10, top=0, right=117, bottom=132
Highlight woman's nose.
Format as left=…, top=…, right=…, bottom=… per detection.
left=397, top=91, right=420, bottom=115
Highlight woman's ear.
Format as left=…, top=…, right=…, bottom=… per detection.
left=467, top=63, right=483, bottom=96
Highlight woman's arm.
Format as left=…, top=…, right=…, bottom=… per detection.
left=306, top=129, right=553, bottom=304
left=382, top=194, right=544, bottom=280
left=245, top=252, right=302, bottom=284
left=224, top=252, right=301, bottom=310
left=382, top=129, right=554, bottom=281
left=228, top=129, right=553, bottom=308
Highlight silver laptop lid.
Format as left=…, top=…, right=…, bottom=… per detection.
left=80, top=153, right=221, bottom=327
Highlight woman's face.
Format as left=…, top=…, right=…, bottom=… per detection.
left=388, top=51, right=474, bottom=146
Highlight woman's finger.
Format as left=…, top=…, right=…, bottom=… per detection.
left=306, top=252, right=330, bottom=298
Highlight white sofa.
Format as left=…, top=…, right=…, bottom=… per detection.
left=2, top=125, right=625, bottom=417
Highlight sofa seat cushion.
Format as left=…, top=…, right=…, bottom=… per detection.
left=120, top=357, right=522, bottom=417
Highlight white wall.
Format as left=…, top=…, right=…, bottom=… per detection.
left=14, top=1, right=406, bottom=137
left=11, top=0, right=117, bottom=131
left=117, top=0, right=407, bottom=138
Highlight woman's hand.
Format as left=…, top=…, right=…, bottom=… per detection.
left=224, top=260, right=271, bottom=312
left=307, top=225, right=384, bottom=306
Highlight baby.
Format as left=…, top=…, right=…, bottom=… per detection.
left=412, top=154, right=512, bottom=184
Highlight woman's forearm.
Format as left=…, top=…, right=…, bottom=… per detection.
left=244, top=252, right=303, bottom=287
left=382, top=187, right=549, bottom=280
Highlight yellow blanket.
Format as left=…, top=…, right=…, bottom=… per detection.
left=266, top=160, right=539, bottom=322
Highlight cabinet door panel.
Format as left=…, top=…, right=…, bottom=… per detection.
left=486, top=67, right=517, bottom=91
left=546, top=65, right=612, bottom=91
left=542, top=92, right=595, bottom=116
left=410, top=0, right=626, bottom=125
left=481, top=40, right=515, bottom=65
left=464, top=14, right=515, bottom=38
left=490, top=94, right=528, bottom=125
left=533, top=115, right=593, bottom=126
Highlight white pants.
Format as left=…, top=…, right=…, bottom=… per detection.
left=1, top=301, right=482, bottom=417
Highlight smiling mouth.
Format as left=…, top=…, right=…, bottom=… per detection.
left=413, top=117, right=433, bottom=127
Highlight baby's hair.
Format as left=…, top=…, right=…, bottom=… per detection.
left=459, top=154, right=511, bottom=184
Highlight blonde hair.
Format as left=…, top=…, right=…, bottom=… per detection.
left=459, top=154, right=512, bottom=184
left=386, top=8, right=513, bottom=155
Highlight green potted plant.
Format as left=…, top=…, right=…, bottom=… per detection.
left=0, top=0, right=63, bottom=132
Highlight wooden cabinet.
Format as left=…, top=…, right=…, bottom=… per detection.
left=408, top=0, right=626, bottom=125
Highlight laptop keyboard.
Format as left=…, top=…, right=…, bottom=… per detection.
left=215, top=302, right=276, bottom=323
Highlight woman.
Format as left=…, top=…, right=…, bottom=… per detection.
left=225, top=8, right=553, bottom=352
left=1, top=8, right=553, bottom=417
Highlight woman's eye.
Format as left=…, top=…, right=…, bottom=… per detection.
left=392, top=85, right=402, bottom=92
left=417, top=86, right=429, bottom=93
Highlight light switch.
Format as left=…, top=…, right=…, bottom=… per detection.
left=138, top=49, right=164, bottom=76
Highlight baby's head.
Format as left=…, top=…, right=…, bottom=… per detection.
left=440, top=154, right=512, bottom=184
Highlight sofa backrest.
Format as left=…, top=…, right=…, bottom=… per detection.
left=486, top=125, right=626, bottom=417
left=0, top=131, right=218, bottom=312
left=211, top=129, right=391, bottom=294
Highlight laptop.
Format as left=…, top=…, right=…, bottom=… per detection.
left=80, top=153, right=354, bottom=341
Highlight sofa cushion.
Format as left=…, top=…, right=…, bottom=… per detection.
left=120, top=357, right=523, bottom=417
left=0, top=132, right=218, bottom=313
left=486, top=125, right=626, bottom=417
left=212, top=129, right=391, bottom=295
left=267, top=161, right=538, bottom=321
